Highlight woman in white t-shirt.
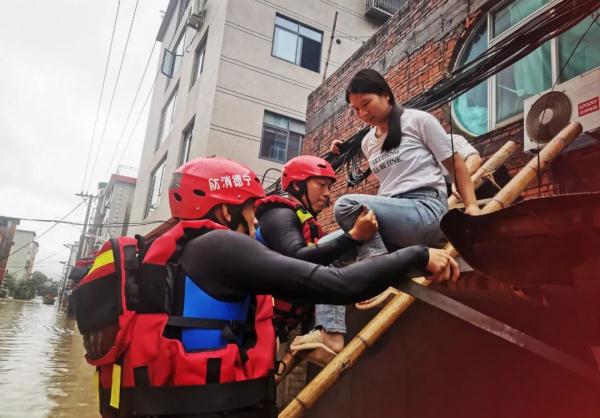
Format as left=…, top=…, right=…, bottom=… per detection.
left=333, top=69, right=479, bottom=256
left=291, top=69, right=479, bottom=360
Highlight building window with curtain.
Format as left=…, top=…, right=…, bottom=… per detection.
left=157, top=87, right=178, bottom=148
left=259, top=111, right=305, bottom=163
left=452, top=0, right=600, bottom=136
left=272, top=14, right=323, bottom=72
left=179, top=120, right=194, bottom=165
left=145, top=158, right=167, bottom=218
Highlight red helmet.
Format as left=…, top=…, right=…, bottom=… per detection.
left=281, top=155, right=336, bottom=190
left=169, top=157, right=265, bottom=220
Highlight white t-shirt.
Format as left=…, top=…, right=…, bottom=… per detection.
left=361, top=108, right=453, bottom=197
left=440, top=134, right=479, bottom=178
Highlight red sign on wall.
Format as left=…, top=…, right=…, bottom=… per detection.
left=578, top=97, right=599, bottom=117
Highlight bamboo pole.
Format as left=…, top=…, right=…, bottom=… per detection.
left=276, top=139, right=517, bottom=381
left=277, top=139, right=518, bottom=384
left=480, top=123, right=581, bottom=214
left=279, top=122, right=582, bottom=418
left=448, top=140, right=517, bottom=208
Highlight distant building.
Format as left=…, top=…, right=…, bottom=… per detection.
left=87, top=173, right=137, bottom=252
left=5, top=229, right=38, bottom=282
left=0, top=216, right=20, bottom=286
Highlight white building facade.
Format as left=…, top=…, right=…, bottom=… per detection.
left=129, top=0, right=395, bottom=234
left=6, top=230, right=38, bottom=282
left=88, top=173, right=137, bottom=250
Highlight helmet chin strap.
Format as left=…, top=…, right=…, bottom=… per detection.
left=289, top=182, right=317, bottom=216
left=225, top=204, right=249, bottom=234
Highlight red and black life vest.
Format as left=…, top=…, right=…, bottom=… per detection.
left=254, top=195, right=324, bottom=341
left=72, top=220, right=276, bottom=417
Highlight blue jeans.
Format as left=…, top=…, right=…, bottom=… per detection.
left=315, top=188, right=448, bottom=333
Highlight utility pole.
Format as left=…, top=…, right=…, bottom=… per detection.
left=58, top=242, right=77, bottom=309
left=76, top=193, right=96, bottom=260
left=323, top=11, right=339, bottom=82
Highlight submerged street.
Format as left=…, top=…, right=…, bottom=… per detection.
left=0, top=299, right=97, bottom=418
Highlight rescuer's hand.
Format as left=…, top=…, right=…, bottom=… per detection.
left=330, top=139, right=343, bottom=155
left=348, top=206, right=378, bottom=242
left=425, top=248, right=460, bottom=283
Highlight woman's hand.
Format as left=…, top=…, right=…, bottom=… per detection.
left=348, top=206, right=378, bottom=242
left=425, top=248, right=460, bottom=283
left=330, top=139, right=343, bottom=155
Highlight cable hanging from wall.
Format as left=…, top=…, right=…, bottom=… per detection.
left=309, top=0, right=599, bottom=191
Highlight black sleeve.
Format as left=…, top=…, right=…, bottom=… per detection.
left=181, top=229, right=430, bottom=305
left=258, top=207, right=359, bottom=265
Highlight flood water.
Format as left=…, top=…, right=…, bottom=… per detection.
left=0, top=298, right=98, bottom=417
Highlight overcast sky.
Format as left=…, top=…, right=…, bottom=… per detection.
left=0, top=0, right=168, bottom=281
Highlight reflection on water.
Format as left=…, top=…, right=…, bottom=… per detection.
left=0, top=298, right=98, bottom=418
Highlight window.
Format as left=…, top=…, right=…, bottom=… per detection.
left=179, top=120, right=194, bottom=165
left=452, top=1, right=600, bottom=136
left=145, top=158, right=167, bottom=217
left=259, top=112, right=305, bottom=163
left=161, top=33, right=185, bottom=79
left=558, top=16, right=600, bottom=82
left=157, top=87, right=178, bottom=147
left=191, top=32, right=208, bottom=87
left=272, top=15, right=322, bottom=72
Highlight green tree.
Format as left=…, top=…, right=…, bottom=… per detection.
left=30, top=271, right=50, bottom=290
left=1, top=272, right=17, bottom=297
left=6, top=271, right=53, bottom=300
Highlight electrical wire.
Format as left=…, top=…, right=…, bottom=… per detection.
left=81, top=0, right=122, bottom=192
left=328, top=0, right=598, bottom=189
left=535, top=11, right=600, bottom=196
left=12, top=218, right=169, bottom=227
left=114, top=9, right=191, bottom=172
left=86, top=0, right=140, bottom=192
left=103, top=39, right=160, bottom=179
left=0, top=201, right=85, bottom=263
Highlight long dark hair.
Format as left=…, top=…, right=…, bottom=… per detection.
left=346, top=69, right=403, bottom=152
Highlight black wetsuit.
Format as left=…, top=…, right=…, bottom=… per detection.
left=169, top=230, right=429, bottom=418
left=181, top=229, right=429, bottom=305
left=257, top=207, right=358, bottom=265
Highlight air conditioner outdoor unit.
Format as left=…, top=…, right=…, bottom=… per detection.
left=523, top=66, right=600, bottom=153
left=187, top=0, right=207, bottom=30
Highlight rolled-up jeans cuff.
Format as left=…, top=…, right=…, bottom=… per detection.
left=315, top=304, right=347, bottom=335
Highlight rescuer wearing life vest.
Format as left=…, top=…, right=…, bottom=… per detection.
left=254, top=155, right=377, bottom=358
left=131, top=156, right=458, bottom=417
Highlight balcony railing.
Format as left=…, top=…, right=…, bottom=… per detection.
left=365, top=0, right=404, bottom=21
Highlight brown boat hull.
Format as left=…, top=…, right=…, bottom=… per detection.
left=441, top=192, right=600, bottom=287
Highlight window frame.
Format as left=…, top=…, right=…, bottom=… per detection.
left=179, top=118, right=195, bottom=165
left=156, top=85, right=179, bottom=149
left=271, top=14, right=323, bottom=73
left=144, top=157, right=167, bottom=218
left=190, top=30, right=208, bottom=89
left=259, top=111, right=305, bottom=164
left=450, top=0, right=584, bottom=136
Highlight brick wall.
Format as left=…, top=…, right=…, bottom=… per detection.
left=303, top=0, right=600, bottom=232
